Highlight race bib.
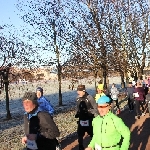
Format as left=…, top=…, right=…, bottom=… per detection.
left=80, top=120, right=89, bottom=126
left=112, top=95, right=117, bottom=99
left=95, top=143, right=102, bottom=150
left=133, top=92, right=139, bottom=98
left=26, top=139, right=38, bottom=150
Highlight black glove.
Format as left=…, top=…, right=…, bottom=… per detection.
left=75, top=113, right=79, bottom=118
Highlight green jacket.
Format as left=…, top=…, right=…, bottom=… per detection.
left=88, top=112, right=130, bottom=150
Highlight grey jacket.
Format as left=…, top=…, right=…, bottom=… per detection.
left=126, top=87, right=135, bottom=100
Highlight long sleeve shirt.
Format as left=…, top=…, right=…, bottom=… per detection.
left=88, top=112, right=130, bottom=150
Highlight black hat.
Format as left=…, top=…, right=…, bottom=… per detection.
left=77, top=85, right=85, bottom=91
left=22, top=92, right=38, bottom=104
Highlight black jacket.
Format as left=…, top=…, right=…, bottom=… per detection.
left=76, top=92, right=99, bottom=120
left=24, top=107, right=60, bottom=149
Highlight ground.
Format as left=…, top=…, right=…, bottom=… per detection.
left=61, top=108, right=150, bottom=150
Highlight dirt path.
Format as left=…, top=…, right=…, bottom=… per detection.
left=61, top=109, right=150, bottom=150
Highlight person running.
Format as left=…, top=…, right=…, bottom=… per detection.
left=126, top=82, right=135, bottom=112
left=75, top=84, right=99, bottom=150
left=21, top=92, right=60, bottom=150
left=95, top=84, right=105, bottom=102
left=85, top=95, right=130, bottom=150
left=36, top=87, right=54, bottom=115
left=36, top=87, right=61, bottom=149
left=110, top=83, right=120, bottom=114
left=133, top=82, right=145, bottom=119
left=146, top=87, right=150, bottom=116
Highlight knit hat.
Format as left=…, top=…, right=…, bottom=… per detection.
left=36, top=87, right=43, bottom=94
left=22, top=92, right=38, bottom=104
left=97, top=95, right=110, bottom=104
left=77, top=85, right=85, bottom=91
left=97, top=84, right=104, bottom=90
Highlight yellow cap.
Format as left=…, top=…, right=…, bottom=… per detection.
left=97, top=84, right=104, bottom=90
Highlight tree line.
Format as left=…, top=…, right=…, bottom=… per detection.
left=0, top=0, right=150, bottom=119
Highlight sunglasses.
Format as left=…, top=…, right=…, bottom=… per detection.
left=98, top=105, right=109, bottom=108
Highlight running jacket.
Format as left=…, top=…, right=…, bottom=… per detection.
left=88, top=111, right=130, bottom=150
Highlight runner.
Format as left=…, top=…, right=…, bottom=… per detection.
left=85, top=95, right=130, bottom=150
left=75, top=84, right=98, bottom=150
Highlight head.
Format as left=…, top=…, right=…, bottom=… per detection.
left=97, top=96, right=111, bottom=117
left=22, top=92, right=38, bottom=113
left=112, top=83, right=115, bottom=88
left=128, top=82, right=132, bottom=87
left=97, top=84, right=104, bottom=94
left=36, top=87, right=43, bottom=98
left=137, top=82, right=142, bottom=87
left=77, top=85, right=86, bottom=97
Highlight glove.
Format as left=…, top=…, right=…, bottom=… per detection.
left=75, top=113, right=79, bottom=118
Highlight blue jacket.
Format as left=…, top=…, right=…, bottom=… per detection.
left=37, top=96, right=54, bottom=115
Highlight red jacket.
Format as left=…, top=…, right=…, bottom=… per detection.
left=134, top=87, right=145, bottom=101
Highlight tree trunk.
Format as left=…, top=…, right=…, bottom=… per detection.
left=4, top=81, right=11, bottom=120
left=58, top=63, right=62, bottom=106
left=120, top=73, right=125, bottom=88
left=94, top=71, right=97, bottom=92
left=103, top=70, right=107, bottom=89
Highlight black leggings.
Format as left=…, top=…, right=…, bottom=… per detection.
left=77, top=119, right=93, bottom=146
left=127, top=98, right=134, bottom=110
left=135, top=100, right=145, bottom=116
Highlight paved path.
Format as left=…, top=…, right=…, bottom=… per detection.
left=61, top=108, right=150, bottom=150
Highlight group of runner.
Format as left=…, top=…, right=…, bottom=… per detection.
left=21, top=81, right=150, bottom=150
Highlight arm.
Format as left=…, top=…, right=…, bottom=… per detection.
left=87, top=95, right=99, bottom=116
left=87, top=119, right=96, bottom=149
left=114, top=118, right=130, bottom=150
left=38, top=112, right=60, bottom=139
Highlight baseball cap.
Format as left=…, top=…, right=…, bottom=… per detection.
left=97, top=84, right=104, bottom=90
left=97, top=95, right=110, bottom=104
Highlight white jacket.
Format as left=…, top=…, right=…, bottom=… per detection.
left=111, top=87, right=119, bottom=100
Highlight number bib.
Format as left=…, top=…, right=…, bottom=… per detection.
left=112, top=95, right=117, bottom=99
left=80, top=120, right=89, bottom=126
left=133, top=92, right=139, bottom=98
left=26, top=139, right=38, bottom=150
left=95, top=143, right=102, bottom=150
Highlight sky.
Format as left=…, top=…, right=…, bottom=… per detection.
left=0, top=0, right=24, bottom=29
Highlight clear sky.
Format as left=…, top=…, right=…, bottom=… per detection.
left=0, top=0, right=24, bottom=28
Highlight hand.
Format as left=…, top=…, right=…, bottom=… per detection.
left=85, top=147, right=92, bottom=150
left=27, top=134, right=37, bottom=140
left=75, top=113, right=79, bottom=118
left=22, top=136, right=27, bottom=144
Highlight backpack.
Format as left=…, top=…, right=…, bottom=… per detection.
left=76, top=93, right=93, bottom=119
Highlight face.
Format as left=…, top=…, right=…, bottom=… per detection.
left=97, top=88, right=103, bottom=94
left=128, top=83, right=132, bottom=87
left=112, top=84, right=115, bottom=88
left=77, top=90, right=85, bottom=97
left=98, top=103, right=110, bottom=116
left=36, top=91, right=42, bottom=98
left=23, top=100, right=36, bottom=113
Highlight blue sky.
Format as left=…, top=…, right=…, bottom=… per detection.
left=0, top=0, right=24, bottom=28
